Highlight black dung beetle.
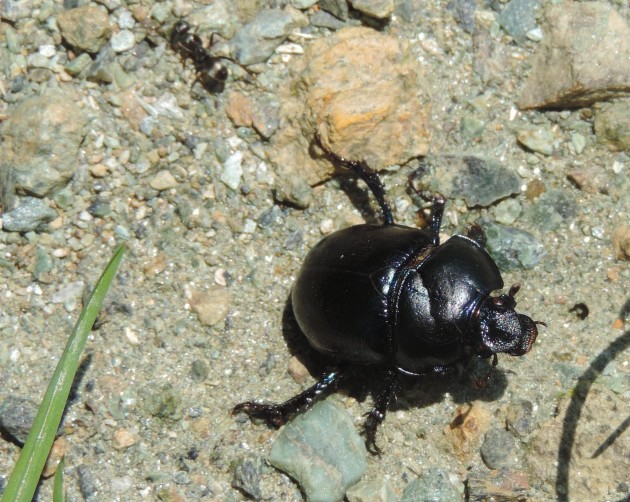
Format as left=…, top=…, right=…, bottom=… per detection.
left=170, top=20, right=237, bottom=93
left=233, top=135, right=544, bottom=454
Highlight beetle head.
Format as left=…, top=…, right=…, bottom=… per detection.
left=475, top=284, right=541, bottom=357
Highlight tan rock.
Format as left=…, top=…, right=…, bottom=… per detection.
left=150, top=170, right=178, bottom=191
left=612, top=224, right=630, bottom=261
left=518, top=2, right=630, bottom=109
left=188, top=286, right=231, bottom=327
left=57, top=6, right=111, bottom=53
left=270, top=27, right=431, bottom=203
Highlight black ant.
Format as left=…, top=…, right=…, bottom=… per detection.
left=170, top=20, right=243, bottom=93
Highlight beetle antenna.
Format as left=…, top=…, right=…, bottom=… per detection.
left=314, top=133, right=394, bottom=226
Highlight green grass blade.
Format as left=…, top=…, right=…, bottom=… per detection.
left=52, top=456, right=66, bottom=502
left=2, top=244, right=126, bottom=502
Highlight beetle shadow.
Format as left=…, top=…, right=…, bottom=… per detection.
left=391, top=357, right=510, bottom=412
left=308, top=140, right=384, bottom=225
left=555, top=325, right=630, bottom=502
left=336, top=176, right=383, bottom=224
left=280, top=293, right=510, bottom=413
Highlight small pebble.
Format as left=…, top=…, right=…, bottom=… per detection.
left=505, top=399, right=534, bottom=437
left=320, top=218, right=334, bottom=234
left=110, top=29, right=135, bottom=53
left=350, top=0, right=395, bottom=19
left=112, top=428, right=136, bottom=449
left=346, top=477, right=397, bottom=502
left=141, top=383, right=181, bottom=419
left=480, top=427, right=518, bottom=469
left=188, top=286, right=231, bottom=327
left=517, top=127, right=555, bottom=156
left=150, top=170, right=178, bottom=191
left=221, top=151, right=244, bottom=191
left=287, top=355, right=311, bottom=384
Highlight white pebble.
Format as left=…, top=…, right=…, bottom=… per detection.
left=111, top=30, right=135, bottom=53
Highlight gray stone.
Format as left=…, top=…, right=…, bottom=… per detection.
left=310, top=10, right=348, bottom=30
left=0, top=396, right=39, bottom=446
left=0, top=91, right=88, bottom=198
left=480, top=427, right=518, bottom=469
left=319, top=0, right=350, bottom=20
left=1, top=196, right=57, bottom=232
left=187, top=1, right=237, bottom=39
left=65, top=52, right=93, bottom=76
left=481, top=220, right=546, bottom=271
left=447, top=0, right=477, bottom=33
left=231, top=454, right=266, bottom=500
left=521, top=189, right=578, bottom=231
left=498, top=0, right=541, bottom=45
left=269, top=398, right=367, bottom=502
left=517, top=127, right=556, bottom=156
left=417, top=155, right=521, bottom=208
left=33, top=246, right=54, bottom=280
left=141, top=383, right=181, bottom=420
left=401, top=468, right=462, bottom=502
left=229, top=8, right=308, bottom=66
left=506, top=399, right=534, bottom=437
left=1, top=0, right=33, bottom=21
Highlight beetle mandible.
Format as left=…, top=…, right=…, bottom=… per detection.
left=233, top=134, right=543, bottom=454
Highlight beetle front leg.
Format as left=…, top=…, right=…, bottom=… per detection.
left=363, top=368, right=399, bottom=455
left=232, top=368, right=346, bottom=428
left=314, top=133, right=395, bottom=226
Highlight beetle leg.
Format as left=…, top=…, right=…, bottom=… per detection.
left=363, top=368, right=399, bottom=455
left=474, top=353, right=498, bottom=389
left=232, top=368, right=345, bottom=428
left=465, top=223, right=487, bottom=246
left=412, top=191, right=445, bottom=245
left=314, top=133, right=395, bottom=226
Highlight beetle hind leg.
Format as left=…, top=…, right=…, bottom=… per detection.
left=363, top=368, right=399, bottom=455
left=232, top=368, right=345, bottom=428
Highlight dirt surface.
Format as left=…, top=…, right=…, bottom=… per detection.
left=0, top=1, right=629, bottom=501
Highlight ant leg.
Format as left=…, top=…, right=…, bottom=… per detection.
left=314, top=133, right=394, bottom=226
left=363, top=368, right=399, bottom=455
left=232, top=368, right=345, bottom=428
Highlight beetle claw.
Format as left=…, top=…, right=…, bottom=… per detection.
left=232, top=402, right=288, bottom=428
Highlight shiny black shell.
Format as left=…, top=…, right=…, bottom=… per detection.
left=291, top=223, right=503, bottom=375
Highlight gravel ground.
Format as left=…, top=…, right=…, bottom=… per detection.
left=0, top=1, right=629, bottom=501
